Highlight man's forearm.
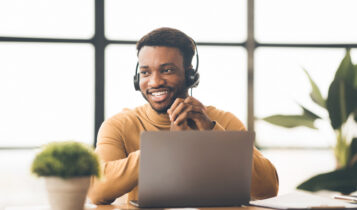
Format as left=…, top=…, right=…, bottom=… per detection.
left=88, top=150, right=140, bottom=204
left=250, top=148, right=279, bottom=200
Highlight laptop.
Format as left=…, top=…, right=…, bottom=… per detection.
left=131, top=130, right=254, bottom=208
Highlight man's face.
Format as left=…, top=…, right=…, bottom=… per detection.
left=138, top=46, right=188, bottom=113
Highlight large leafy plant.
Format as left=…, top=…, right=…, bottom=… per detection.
left=31, top=141, right=100, bottom=179
left=262, top=50, right=357, bottom=194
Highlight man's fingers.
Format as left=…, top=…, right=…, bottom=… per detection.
left=173, top=105, right=206, bottom=126
left=171, top=102, right=192, bottom=122
left=170, top=119, right=189, bottom=131
left=184, top=96, right=205, bottom=109
left=173, top=106, right=192, bottom=125
left=168, top=96, right=213, bottom=131
left=167, top=98, right=184, bottom=116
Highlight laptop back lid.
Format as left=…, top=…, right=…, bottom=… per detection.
left=138, top=131, right=254, bottom=208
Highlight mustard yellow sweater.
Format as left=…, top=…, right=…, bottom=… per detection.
left=88, top=104, right=279, bottom=204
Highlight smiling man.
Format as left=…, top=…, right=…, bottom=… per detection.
left=88, top=27, right=279, bottom=204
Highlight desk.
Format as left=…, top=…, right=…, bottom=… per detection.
left=90, top=204, right=269, bottom=210
left=4, top=204, right=269, bottom=210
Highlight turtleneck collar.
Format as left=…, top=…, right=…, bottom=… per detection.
left=143, top=103, right=171, bottom=129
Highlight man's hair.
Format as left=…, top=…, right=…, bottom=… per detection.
left=136, top=27, right=195, bottom=68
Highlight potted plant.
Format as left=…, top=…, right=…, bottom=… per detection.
left=31, top=141, right=100, bottom=210
left=261, top=50, right=357, bottom=194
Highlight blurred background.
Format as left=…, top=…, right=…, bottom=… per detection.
left=1, top=0, right=357, bottom=209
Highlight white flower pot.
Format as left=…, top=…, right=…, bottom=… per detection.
left=45, top=176, right=90, bottom=210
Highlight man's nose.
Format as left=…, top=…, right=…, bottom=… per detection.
left=148, top=73, right=165, bottom=87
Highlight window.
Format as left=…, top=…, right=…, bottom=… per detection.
left=0, top=0, right=94, bottom=38
left=0, top=43, right=94, bottom=147
left=255, top=48, right=344, bottom=147
left=0, top=0, right=94, bottom=147
left=105, top=0, right=246, bottom=42
left=1, top=0, right=356, bottom=148
left=255, top=0, right=357, bottom=147
left=255, top=0, right=357, bottom=43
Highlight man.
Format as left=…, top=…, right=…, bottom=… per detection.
left=88, top=27, right=279, bottom=204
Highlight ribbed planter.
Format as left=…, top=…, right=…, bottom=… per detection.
left=45, top=176, right=90, bottom=210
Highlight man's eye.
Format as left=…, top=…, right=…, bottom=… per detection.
left=162, top=69, right=173, bottom=73
left=140, top=71, right=149, bottom=76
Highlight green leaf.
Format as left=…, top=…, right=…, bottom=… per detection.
left=327, top=80, right=346, bottom=129
left=297, top=164, right=357, bottom=194
left=354, top=64, right=357, bottom=89
left=347, top=138, right=357, bottom=166
left=335, top=50, right=354, bottom=84
left=298, top=103, right=322, bottom=120
left=303, top=69, right=326, bottom=108
left=262, top=115, right=317, bottom=129
left=326, top=51, right=357, bottom=129
left=327, top=79, right=357, bottom=129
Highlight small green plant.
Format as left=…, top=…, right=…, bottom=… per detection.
left=31, top=141, right=100, bottom=179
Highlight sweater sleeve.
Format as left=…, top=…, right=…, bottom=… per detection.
left=87, top=120, right=140, bottom=204
left=212, top=111, right=279, bottom=199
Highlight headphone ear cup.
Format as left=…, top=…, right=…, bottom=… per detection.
left=133, top=74, right=140, bottom=91
left=185, top=69, right=200, bottom=88
left=191, top=71, right=200, bottom=88
left=133, top=62, right=140, bottom=91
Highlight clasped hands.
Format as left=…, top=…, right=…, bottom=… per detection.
left=167, top=96, right=215, bottom=131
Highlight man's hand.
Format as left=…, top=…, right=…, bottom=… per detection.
left=167, top=97, right=215, bottom=131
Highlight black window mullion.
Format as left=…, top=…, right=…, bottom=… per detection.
left=93, top=0, right=106, bottom=147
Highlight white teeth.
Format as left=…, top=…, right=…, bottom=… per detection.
left=151, top=91, right=168, bottom=96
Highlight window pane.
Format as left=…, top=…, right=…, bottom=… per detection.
left=0, top=43, right=94, bottom=147
left=194, top=46, right=247, bottom=126
left=0, top=0, right=94, bottom=38
left=105, top=44, right=147, bottom=118
left=255, top=48, right=356, bottom=148
left=105, top=0, right=246, bottom=42
left=256, top=0, right=357, bottom=43
left=106, top=45, right=247, bottom=126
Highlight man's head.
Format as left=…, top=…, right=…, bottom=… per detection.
left=136, top=27, right=197, bottom=113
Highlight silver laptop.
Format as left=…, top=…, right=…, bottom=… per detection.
left=132, top=131, right=254, bottom=208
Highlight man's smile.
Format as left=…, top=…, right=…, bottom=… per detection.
left=148, top=89, right=170, bottom=102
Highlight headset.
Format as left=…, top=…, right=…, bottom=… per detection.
left=133, top=42, right=200, bottom=91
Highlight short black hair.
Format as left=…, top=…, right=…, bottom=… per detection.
left=136, top=27, right=195, bottom=68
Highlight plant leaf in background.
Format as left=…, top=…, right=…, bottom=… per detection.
left=354, top=64, right=357, bottom=89
left=297, top=163, right=357, bottom=195
left=262, top=115, right=317, bottom=129
left=347, top=138, right=357, bottom=167
left=327, top=79, right=348, bottom=130
left=334, top=50, right=355, bottom=85
left=303, top=69, right=326, bottom=108
left=298, top=103, right=322, bottom=120
left=326, top=51, right=357, bottom=129
left=354, top=63, right=357, bottom=123
left=351, top=64, right=357, bottom=122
